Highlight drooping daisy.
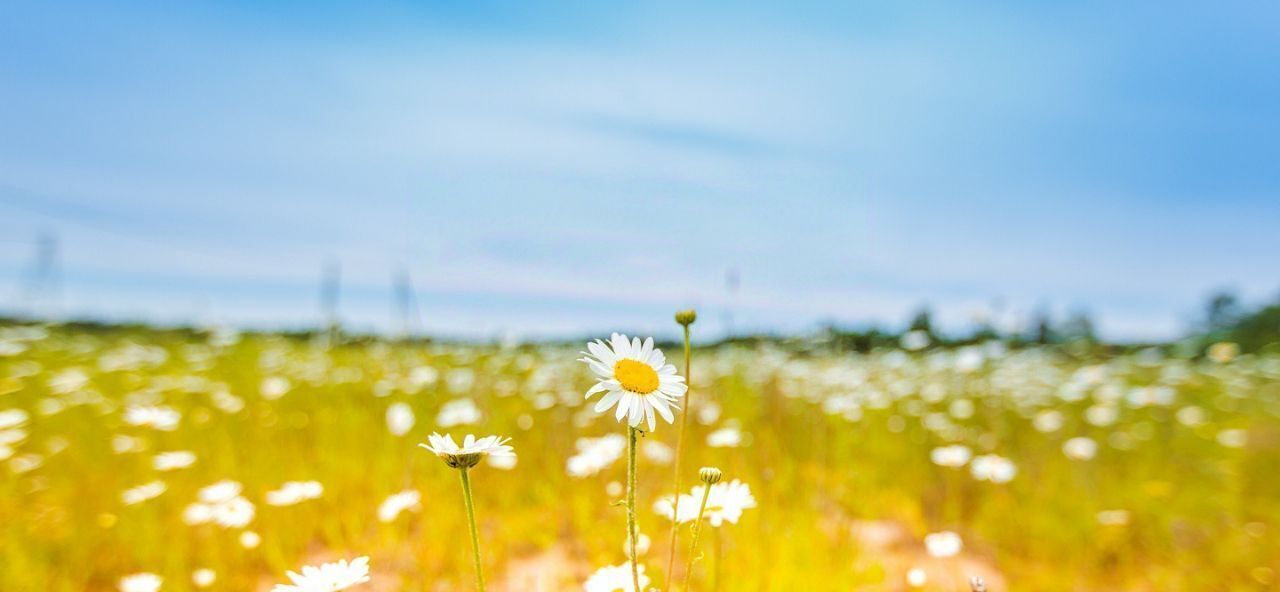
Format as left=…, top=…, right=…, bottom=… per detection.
left=419, top=433, right=514, bottom=469
left=583, top=563, right=650, bottom=592
left=273, top=556, right=370, bottom=592
left=579, top=334, right=687, bottom=432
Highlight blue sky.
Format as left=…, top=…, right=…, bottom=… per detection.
left=1, top=1, right=1277, bottom=340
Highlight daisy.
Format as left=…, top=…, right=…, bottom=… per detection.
left=579, top=334, right=687, bottom=432
left=419, top=433, right=514, bottom=469
left=583, top=563, right=650, bottom=592
left=273, top=556, right=370, bottom=591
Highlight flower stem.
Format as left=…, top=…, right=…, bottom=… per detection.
left=682, top=483, right=714, bottom=591
left=665, top=323, right=694, bottom=590
left=459, top=467, right=486, bottom=592
left=627, top=427, right=641, bottom=592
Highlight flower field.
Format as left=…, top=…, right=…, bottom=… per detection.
left=2, top=322, right=1278, bottom=591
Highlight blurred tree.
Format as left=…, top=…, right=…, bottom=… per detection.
left=908, top=307, right=935, bottom=335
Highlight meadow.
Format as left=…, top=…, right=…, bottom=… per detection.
left=2, top=321, right=1278, bottom=591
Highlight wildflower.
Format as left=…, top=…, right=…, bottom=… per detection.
left=579, top=334, right=687, bottom=432
left=422, top=434, right=514, bottom=591
left=924, top=531, right=963, bottom=558
left=377, top=490, right=421, bottom=523
left=273, top=556, right=370, bottom=592
left=152, top=451, right=197, bottom=471
left=1208, top=342, right=1239, bottom=363
left=907, top=567, right=928, bottom=587
left=1062, top=437, right=1098, bottom=461
left=265, top=481, right=323, bottom=506
left=683, top=467, right=725, bottom=588
left=641, top=440, right=674, bottom=464
left=419, top=433, right=513, bottom=469
left=386, top=402, right=415, bottom=436
left=119, top=573, right=162, bottom=592
left=584, top=564, right=650, bottom=592
left=260, top=376, right=291, bottom=400
left=654, top=494, right=700, bottom=524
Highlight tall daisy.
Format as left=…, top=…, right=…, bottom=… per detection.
left=420, top=433, right=514, bottom=592
left=580, top=333, right=686, bottom=592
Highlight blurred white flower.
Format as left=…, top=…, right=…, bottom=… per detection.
left=260, top=376, right=291, bottom=400
left=1217, top=428, right=1248, bottom=448
left=0, top=409, right=28, bottom=430
left=378, top=490, right=421, bottom=523
left=653, top=494, right=699, bottom=524
left=273, top=556, right=370, bottom=592
left=641, top=440, right=674, bottom=464
left=579, top=334, right=687, bottom=432
left=901, top=330, right=930, bottom=351
left=584, top=563, right=649, bottom=592
left=436, top=399, right=481, bottom=427
left=1063, top=437, right=1098, bottom=461
left=239, top=530, right=261, bottom=549
left=706, top=426, right=743, bottom=448
left=566, top=434, right=626, bottom=478
left=385, top=402, right=415, bottom=436
left=119, top=573, right=162, bottom=592
left=153, top=451, right=197, bottom=471
left=185, top=481, right=255, bottom=528
left=924, top=531, right=963, bottom=558
left=265, top=481, right=323, bottom=506
left=121, top=480, right=167, bottom=506
left=970, top=454, right=1017, bottom=483
left=930, top=445, right=972, bottom=468
left=906, top=567, right=928, bottom=587
left=192, top=569, right=216, bottom=588
left=1096, top=509, right=1130, bottom=526
left=124, top=405, right=181, bottom=431
left=700, top=479, right=757, bottom=526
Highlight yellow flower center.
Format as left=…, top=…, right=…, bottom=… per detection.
left=615, top=359, right=659, bottom=394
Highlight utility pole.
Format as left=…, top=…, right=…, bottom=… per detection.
left=20, top=231, right=60, bottom=321
left=723, top=266, right=739, bottom=338
left=321, top=258, right=341, bottom=343
left=392, top=267, right=420, bottom=340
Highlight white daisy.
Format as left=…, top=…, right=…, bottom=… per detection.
left=579, top=334, right=687, bottom=432
left=265, top=481, right=324, bottom=506
left=273, top=556, right=370, bottom=592
left=419, top=433, right=514, bottom=469
left=583, top=563, right=650, bottom=592
left=924, top=531, right=963, bottom=558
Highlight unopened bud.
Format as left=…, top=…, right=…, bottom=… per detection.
left=699, top=467, right=723, bottom=485
left=675, top=309, right=698, bottom=327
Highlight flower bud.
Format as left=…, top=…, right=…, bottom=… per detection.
left=675, top=309, right=698, bottom=327
left=698, top=466, right=723, bottom=485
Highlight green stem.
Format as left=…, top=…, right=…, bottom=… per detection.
left=665, top=324, right=694, bottom=590
left=711, top=527, right=722, bottom=592
left=682, top=483, right=714, bottom=591
left=459, top=468, right=486, bottom=592
left=627, top=427, right=641, bottom=592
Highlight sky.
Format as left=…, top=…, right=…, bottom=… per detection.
left=0, top=1, right=1277, bottom=341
